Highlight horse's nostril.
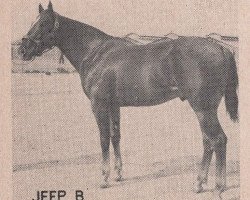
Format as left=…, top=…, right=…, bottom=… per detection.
left=18, top=47, right=25, bottom=55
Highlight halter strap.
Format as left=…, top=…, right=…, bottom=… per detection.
left=23, top=13, right=59, bottom=43
left=52, top=13, right=60, bottom=32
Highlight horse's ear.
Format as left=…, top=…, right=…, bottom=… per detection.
left=48, top=1, right=53, bottom=11
left=39, top=4, right=44, bottom=13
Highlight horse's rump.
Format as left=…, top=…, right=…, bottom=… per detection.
left=169, top=37, right=229, bottom=108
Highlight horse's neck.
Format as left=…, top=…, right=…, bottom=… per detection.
left=56, top=15, right=113, bottom=71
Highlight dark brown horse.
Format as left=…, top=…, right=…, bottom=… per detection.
left=19, top=2, right=238, bottom=199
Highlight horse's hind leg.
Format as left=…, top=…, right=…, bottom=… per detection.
left=194, top=133, right=213, bottom=193
left=110, top=104, right=123, bottom=181
left=193, top=108, right=227, bottom=199
left=214, top=126, right=227, bottom=196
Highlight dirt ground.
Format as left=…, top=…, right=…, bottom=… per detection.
left=12, top=73, right=240, bottom=200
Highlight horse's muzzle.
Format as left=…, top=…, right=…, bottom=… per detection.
left=19, top=37, right=39, bottom=60
left=18, top=46, right=32, bottom=61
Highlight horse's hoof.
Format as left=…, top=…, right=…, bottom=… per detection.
left=212, top=194, right=222, bottom=200
left=193, top=183, right=204, bottom=193
left=114, top=176, right=124, bottom=182
left=100, top=181, right=109, bottom=188
left=212, top=190, right=222, bottom=200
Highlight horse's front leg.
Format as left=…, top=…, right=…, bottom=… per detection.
left=110, top=104, right=123, bottom=182
left=92, top=100, right=111, bottom=188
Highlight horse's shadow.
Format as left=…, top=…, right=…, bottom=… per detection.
left=110, top=173, right=239, bottom=192
left=107, top=160, right=240, bottom=194
left=201, top=183, right=240, bottom=193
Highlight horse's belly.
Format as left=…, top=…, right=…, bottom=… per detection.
left=117, top=85, right=179, bottom=107
left=115, top=59, right=179, bottom=106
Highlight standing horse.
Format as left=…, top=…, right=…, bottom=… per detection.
left=19, top=2, right=238, bottom=199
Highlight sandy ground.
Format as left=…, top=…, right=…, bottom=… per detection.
left=12, top=74, right=240, bottom=200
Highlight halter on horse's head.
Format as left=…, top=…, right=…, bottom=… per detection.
left=20, top=2, right=59, bottom=60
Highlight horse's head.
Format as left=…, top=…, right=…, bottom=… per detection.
left=19, top=2, right=59, bottom=60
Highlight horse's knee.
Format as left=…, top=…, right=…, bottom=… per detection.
left=99, top=133, right=111, bottom=157
left=219, top=133, right=227, bottom=144
left=111, top=120, right=120, bottom=144
left=111, top=119, right=120, bottom=132
left=202, top=138, right=213, bottom=152
left=100, top=134, right=110, bottom=144
left=214, top=133, right=227, bottom=149
left=111, top=134, right=120, bottom=145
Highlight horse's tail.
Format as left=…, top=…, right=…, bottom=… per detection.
left=224, top=48, right=239, bottom=122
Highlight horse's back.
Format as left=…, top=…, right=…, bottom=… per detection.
left=84, top=37, right=232, bottom=109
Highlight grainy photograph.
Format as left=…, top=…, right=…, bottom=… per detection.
left=11, top=1, right=239, bottom=199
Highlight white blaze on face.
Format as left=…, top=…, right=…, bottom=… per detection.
left=30, top=15, right=41, bottom=28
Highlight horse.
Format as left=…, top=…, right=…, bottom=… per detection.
left=19, top=2, right=238, bottom=199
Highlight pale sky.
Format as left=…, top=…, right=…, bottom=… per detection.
left=12, top=0, right=238, bottom=41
